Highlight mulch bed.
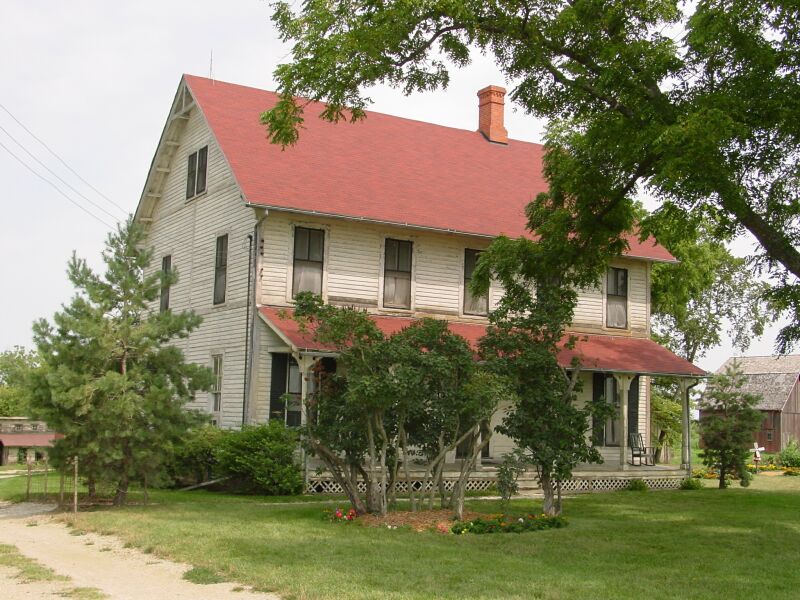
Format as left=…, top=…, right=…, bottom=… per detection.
left=359, top=509, right=483, bottom=532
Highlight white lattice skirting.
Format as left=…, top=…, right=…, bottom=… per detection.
left=306, top=477, right=496, bottom=495
left=306, top=475, right=683, bottom=494
left=560, top=477, right=683, bottom=493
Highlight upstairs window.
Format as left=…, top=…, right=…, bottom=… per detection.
left=606, top=267, right=628, bottom=329
left=384, top=239, right=412, bottom=309
left=160, top=255, right=172, bottom=313
left=213, top=235, right=228, bottom=305
left=292, top=227, right=324, bottom=297
left=463, top=249, right=488, bottom=316
left=211, top=354, right=223, bottom=412
left=186, top=145, right=208, bottom=199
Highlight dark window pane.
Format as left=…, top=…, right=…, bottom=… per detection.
left=308, top=229, right=324, bottom=262
left=196, top=146, right=208, bottom=194
left=214, top=235, right=228, bottom=305
left=160, top=255, right=171, bottom=313
left=186, top=152, right=197, bottom=198
left=397, top=241, right=412, bottom=272
left=294, top=227, right=309, bottom=260
left=464, top=249, right=479, bottom=279
left=385, top=239, right=398, bottom=271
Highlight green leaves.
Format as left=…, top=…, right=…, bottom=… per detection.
left=28, top=217, right=212, bottom=502
left=263, top=0, right=800, bottom=350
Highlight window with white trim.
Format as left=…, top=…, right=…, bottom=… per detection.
left=160, top=255, right=172, bottom=313
left=211, top=354, right=223, bottom=412
left=463, top=249, right=488, bottom=315
left=213, top=235, right=228, bottom=305
left=186, top=146, right=208, bottom=199
left=606, top=267, right=628, bottom=329
left=383, top=239, right=412, bottom=309
left=292, top=227, right=324, bottom=297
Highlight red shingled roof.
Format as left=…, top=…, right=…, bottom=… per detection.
left=259, top=307, right=705, bottom=377
left=184, top=75, right=675, bottom=263
left=0, top=432, right=59, bottom=448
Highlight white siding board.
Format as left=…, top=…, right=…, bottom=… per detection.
left=142, top=106, right=255, bottom=428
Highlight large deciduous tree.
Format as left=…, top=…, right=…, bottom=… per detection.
left=263, top=0, right=800, bottom=351
left=648, top=217, right=774, bottom=461
left=29, top=219, right=212, bottom=505
left=0, top=347, right=37, bottom=417
left=698, top=362, right=762, bottom=489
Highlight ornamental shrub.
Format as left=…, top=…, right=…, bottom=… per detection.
left=778, top=440, right=800, bottom=468
left=626, top=478, right=648, bottom=492
left=215, top=422, right=303, bottom=495
left=738, top=469, right=753, bottom=487
left=680, top=477, right=703, bottom=490
left=170, top=424, right=227, bottom=486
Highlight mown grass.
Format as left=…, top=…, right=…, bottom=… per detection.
left=1, top=474, right=795, bottom=599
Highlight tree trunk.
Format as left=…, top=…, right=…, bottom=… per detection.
left=399, top=426, right=415, bottom=511
left=113, top=474, right=129, bottom=506
left=540, top=471, right=559, bottom=516
left=452, top=428, right=490, bottom=520
left=312, top=440, right=368, bottom=514
left=87, top=476, right=97, bottom=501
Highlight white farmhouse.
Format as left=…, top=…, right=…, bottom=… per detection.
left=134, top=75, right=705, bottom=491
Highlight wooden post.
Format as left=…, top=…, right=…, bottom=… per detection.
left=59, top=472, right=65, bottom=507
left=614, top=374, right=634, bottom=468
left=43, top=456, right=48, bottom=500
left=72, top=456, right=78, bottom=515
left=26, top=458, right=32, bottom=501
left=678, top=379, right=697, bottom=473
left=294, top=353, right=320, bottom=493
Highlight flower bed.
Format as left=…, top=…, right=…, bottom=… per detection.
left=326, top=507, right=357, bottom=522
left=451, top=513, right=567, bottom=535
left=359, top=509, right=483, bottom=532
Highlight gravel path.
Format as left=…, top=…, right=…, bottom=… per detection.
left=0, top=514, right=280, bottom=599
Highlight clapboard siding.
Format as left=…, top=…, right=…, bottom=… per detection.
left=258, top=212, right=650, bottom=335
left=142, top=106, right=256, bottom=428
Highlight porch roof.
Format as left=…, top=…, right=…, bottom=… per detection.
left=259, top=306, right=706, bottom=378
left=0, top=432, right=59, bottom=448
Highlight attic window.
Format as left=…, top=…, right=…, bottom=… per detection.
left=186, top=146, right=208, bottom=199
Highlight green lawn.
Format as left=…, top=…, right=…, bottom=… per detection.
left=2, top=475, right=798, bottom=599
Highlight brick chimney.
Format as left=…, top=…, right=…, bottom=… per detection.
left=477, top=85, right=508, bottom=144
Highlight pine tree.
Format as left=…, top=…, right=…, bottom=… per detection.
left=699, top=362, right=762, bottom=489
left=29, top=218, right=213, bottom=505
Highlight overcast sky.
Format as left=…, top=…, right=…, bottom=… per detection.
left=0, top=1, right=788, bottom=372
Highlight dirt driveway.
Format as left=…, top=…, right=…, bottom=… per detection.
left=0, top=504, right=279, bottom=599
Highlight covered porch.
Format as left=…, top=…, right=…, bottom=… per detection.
left=257, top=306, right=706, bottom=491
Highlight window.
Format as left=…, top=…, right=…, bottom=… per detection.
left=13, top=424, right=22, bottom=432
left=160, top=255, right=172, bottom=313
left=213, top=234, right=228, bottom=305
left=292, top=227, right=324, bottom=297
left=383, top=239, right=412, bottom=309
left=463, top=249, right=488, bottom=315
left=767, top=431, right=774, bottom=442
left=186, top=146, right=208, bottom=199
left=606, top=267, right=628, bottom=329
left=211, top=355, right=223, bottom=412
left=30, top=424, right=39, bottom=431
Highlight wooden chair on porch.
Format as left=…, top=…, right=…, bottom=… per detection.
left=629, top=433, right=655, bottom=466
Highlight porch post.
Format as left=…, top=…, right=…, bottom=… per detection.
left=678, top=378, right=696, bottom=472
left=614, top=374, right=634, bottom=468
left=294, top=353, right=320, bottom=492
